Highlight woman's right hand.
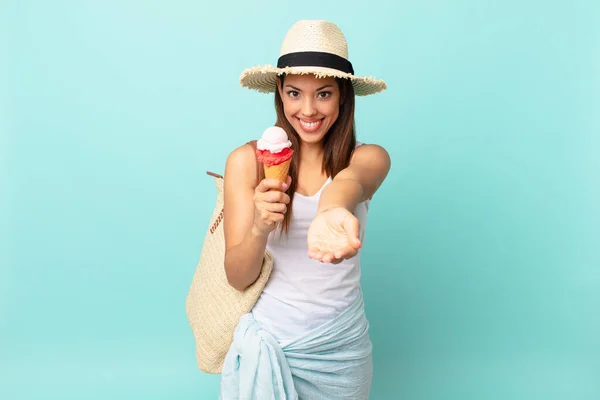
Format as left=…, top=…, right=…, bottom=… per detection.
left=252, top=176, right=292, bottom=235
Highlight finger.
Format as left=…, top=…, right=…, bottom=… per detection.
left=307, top=244, right=319, bottom=258
left=308, top=248, right=321, bottom=259
left=272, top=212, right=285, bottom=223
left=262, top=201, right=287, bottom=214
left=308, top=249, right=325, bottom=261
left=263, top=190, right=290, bottom=204
left=334, top=246, right=358, bottom=260
left=321, top=252, right=336, bottom=264
left=256, top=178, right=288, bottom=193
left=285, top=175, right=292, bottom=187
left=258, top=209, right=284, bottom=224
left=343, top=216, right=362, bottom=249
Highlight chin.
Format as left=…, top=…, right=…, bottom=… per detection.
left=298, top=133, right=326, bottom=144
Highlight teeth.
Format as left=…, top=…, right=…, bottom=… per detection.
left=300, top=120, right=321, bottom=128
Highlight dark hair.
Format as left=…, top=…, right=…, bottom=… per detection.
left=263, top=74, right=356, bottom=235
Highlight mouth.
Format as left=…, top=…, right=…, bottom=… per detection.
left=297, top=118, right=324, bottom=133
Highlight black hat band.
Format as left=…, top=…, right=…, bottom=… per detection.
left=277, top=51, right=354, bottom=75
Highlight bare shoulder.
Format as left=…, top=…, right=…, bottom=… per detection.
left=224, top=142, right=259, bottom=189
left=352, top=143, right=391, bottom=171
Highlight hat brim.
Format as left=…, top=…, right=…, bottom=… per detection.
left=240, top=65, right=387, bottom=96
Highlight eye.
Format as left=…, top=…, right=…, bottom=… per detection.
left=287, top=90, right=300, bottom=98
left=317, top=91, right=332, bottom=99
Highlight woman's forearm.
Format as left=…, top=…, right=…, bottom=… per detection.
left=224, top=225, right=269, bottom=292
left=317, top=177, right=364, bottom=213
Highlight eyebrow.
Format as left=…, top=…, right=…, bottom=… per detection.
left=285, top=84, right=334, bottom=91
left=316, top=84, right=333, bottom=91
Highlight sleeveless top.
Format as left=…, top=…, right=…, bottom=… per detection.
left=251, top=143, right=370, bottom=347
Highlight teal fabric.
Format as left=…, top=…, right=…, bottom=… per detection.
left=219, top=292, right=372, bottom=399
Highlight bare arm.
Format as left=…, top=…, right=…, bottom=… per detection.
left=318, top=144, right=391, bottom=213
left=307, top=144, right=391, bottom=263
left=223, top=143, right=289, bottom=291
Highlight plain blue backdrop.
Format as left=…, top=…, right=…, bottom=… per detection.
left=2, top=0, right=599, bottom=399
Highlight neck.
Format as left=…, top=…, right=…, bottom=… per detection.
left=299, top=141, right=324, bottom=163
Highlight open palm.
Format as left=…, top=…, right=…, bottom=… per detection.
left=307, top=207, right=362, bottom=264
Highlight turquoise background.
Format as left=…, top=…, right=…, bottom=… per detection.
left=2, top=0, right=599, bottom=399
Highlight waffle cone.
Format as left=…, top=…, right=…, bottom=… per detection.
left=264, top=159, right=291, bottom=182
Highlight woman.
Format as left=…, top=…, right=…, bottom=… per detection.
left=220, top=20, right=390, bottom=399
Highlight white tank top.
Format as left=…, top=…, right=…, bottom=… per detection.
left=251, top=145, right=370, bottom=346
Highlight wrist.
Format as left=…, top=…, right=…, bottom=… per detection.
left=318, top=178, right=363, bottom=214
left=317, top=205, right=346, bottom=214
left=251, top=222, right=271, bottom=239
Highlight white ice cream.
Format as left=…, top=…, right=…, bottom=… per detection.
left=257, top=126, right=292, bottom=153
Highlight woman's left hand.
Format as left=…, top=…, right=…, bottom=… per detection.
left=307, top=207, right=362, bottom=264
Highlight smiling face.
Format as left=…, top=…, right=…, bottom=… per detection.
left=277, top=74, right=342, bottom=145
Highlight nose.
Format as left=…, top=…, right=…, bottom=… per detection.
left=301, top=97, right=317, bottom=117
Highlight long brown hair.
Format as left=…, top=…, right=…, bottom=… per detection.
left=264, top=74, right=357, bottom=235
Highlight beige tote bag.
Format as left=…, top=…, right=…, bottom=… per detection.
left=185, top=148, right=273, bottom=374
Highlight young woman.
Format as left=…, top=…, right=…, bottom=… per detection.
left=220, top=20, right=390, bottom=399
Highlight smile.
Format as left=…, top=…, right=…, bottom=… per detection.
left=297, top=118, right=324, bottom=133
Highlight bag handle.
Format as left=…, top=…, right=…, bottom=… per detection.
left=206, top=171, right=223, bottom=179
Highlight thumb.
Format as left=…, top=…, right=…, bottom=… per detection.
left=343, top=214, right=362, bottom=249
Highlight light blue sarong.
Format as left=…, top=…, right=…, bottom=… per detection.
left=219, top=291, right=373, bottom=400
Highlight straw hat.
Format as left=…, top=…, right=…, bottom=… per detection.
left=240, top=20, right=387, bottom=96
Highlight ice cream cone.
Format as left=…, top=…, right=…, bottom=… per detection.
left=255, top=126, right=294, bottom=186
left=264, top=159, right=291, bottom=183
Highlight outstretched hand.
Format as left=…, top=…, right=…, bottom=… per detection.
left=307, top=207, right=362, bottom=264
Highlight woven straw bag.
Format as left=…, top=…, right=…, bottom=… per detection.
left=185, top=145, right=273, bottom=374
